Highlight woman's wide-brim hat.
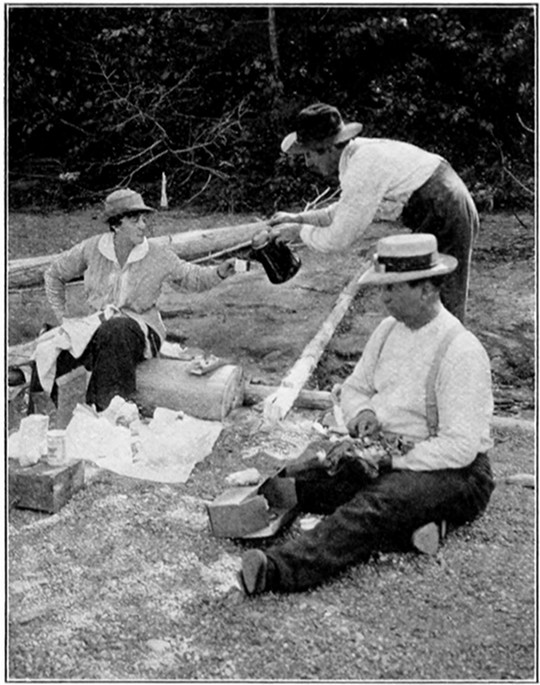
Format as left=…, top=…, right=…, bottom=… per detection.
left=281, top=103, right=363, bottom=155
left=359, top=234, right=457, bottom=286
left=103, top=188, right=155, bottom=221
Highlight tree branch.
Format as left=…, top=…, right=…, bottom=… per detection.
left=517, top=112, right=534, bottom=134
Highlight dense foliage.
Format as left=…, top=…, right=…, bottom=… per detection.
left=8, top=6, right=535, bottom=212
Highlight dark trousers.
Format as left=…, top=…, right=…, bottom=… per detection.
left=51, top=317, right=157, bottom=411
left=401, top=161, right=479, bottom=323
left=265, top=453, right=494, bottom=593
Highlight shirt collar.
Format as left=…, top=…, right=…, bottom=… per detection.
left=98, top=233, right=149, bottom=264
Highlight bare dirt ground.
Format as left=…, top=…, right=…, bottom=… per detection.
left=7, top=207, right=536, bottom=680
left=8, top=208, right=536, bottom=415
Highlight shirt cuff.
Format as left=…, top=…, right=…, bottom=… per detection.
left=391, top=455, right=408, bottom=470
left=299, top=224, right=313, bottom=246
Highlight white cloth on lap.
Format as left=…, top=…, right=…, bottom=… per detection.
left=32, top=306, right=120, bottom=393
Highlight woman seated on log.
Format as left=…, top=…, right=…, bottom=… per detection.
left=34, top=188, right=236, bottom=412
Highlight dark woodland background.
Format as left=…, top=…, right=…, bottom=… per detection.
left=7, top=5, right=535, bottom=213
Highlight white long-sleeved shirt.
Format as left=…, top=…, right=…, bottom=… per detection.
left=299, top=137, right=442, bottom=252
left=340, top=308, right=493, bottom=471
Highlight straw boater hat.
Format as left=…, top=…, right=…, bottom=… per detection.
left=281, top=103, right=363, bottom=155
left=359, top=234, right=457, bottom=286
left=103, top=188, right=154, bottom=222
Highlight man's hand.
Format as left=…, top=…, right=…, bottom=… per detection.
left=216, top=259, right=236, bottom=280
left=268, top=211, right=303, bottom=226
left=267, top=223, right=303, bottom=244
left=347, top=409, right=380, bottom=438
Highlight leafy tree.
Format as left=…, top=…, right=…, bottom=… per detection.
left=7, top=6, right=535, bottom=211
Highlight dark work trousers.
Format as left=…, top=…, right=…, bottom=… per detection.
left=401, top=160, right=479, bottom=323
left=264, top=453, right=494, bottom=593
left=50, top=317, right=159, bottom=411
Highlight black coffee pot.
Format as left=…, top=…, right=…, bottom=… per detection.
left=250, top=232, right=301, bottom=284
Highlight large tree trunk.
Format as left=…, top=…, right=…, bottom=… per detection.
left=9, top=222, right=268, bottom=289
left=268, top=7, right=284, bottom=96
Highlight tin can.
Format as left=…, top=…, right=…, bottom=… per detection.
left=251, top=233, right=301, bottom=284
left=46, top=429, right=67, bottom=466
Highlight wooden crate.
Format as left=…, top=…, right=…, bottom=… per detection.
left=206, top=471, right=298, bottom=538
left=9, top=459, right=85, bottom=514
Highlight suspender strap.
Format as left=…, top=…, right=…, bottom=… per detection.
left=425, top=323, right=464, bottom=436
left=375, top=318, right=464, bottom=437
left=373, top=319, right=398, bottom=368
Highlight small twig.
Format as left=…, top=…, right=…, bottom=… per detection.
left=183, top=173, right=213, bottom=205
left=490, top=132, right=534, bottom=197
left=58, top=118, right=91, bottom=136
left=512, top=211, right=531, bottom=230
left=105, top=140, right=162, bottom=168
left=118, top=149, right=169, bottom=187
left=304, top=187, right=330, bottom=211
left=517, top=112, right=534, bottom=135
left=502, top=167, right=535, bottom=197
left=304, top=187, right=340, bottom=212
left=192, top=240, right=254, bottom=264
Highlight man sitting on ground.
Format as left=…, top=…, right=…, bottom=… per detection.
left=238, top=233, right=495, bottom=596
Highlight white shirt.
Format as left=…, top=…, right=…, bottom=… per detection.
left=299, top=137, right=442, bottom=252
left=340, top=308, right=494, bottom=471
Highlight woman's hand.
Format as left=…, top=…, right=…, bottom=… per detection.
left=216, top=259, right=236, bottom=280
left=347, top=409, right=381, bottom=438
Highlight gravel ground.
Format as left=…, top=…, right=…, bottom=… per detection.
left=8, top=420, right=536, bottom=681
left=8, top=208, right=536, bottom=680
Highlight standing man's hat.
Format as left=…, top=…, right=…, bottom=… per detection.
left=281, top=103, right=363, bottom=155
left=359, top=234, right=458, bottom=286
left=103, top=188, right=155, bottom=221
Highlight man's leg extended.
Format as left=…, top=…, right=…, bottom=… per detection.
left=259, top=454, right=494, bottom=593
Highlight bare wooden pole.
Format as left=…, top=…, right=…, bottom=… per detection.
left=262, top=260, right=369, bottom=425
left=245, top=383, right=332, bottom=410
left=8, top=221, right=267, bottom=289
left=245, top=383, right=535, bottom=432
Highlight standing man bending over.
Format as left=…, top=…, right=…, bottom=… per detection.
left=238, top=234, right=494, bottom=596
left=269, top=103, right=479, bottom=322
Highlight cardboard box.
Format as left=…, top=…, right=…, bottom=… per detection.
left=9, top=459, right=85, bottom=514
left=206, top=471, right=298, bottom=538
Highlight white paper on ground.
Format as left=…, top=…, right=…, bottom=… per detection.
left=65, top=404, right=222, bottom=483
left=9, top=403, right=222, bottom=484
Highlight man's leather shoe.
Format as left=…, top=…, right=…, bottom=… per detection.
left=411, top=520, right=447, bottom=555
left=237, top=549, right=268, bottom=596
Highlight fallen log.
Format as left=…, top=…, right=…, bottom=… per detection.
left=7, top=337, right=533, bottom=434
left=244, top=383, right=332, bottom=410
left=262, top=260, right=370, bottom=425
left=245, top=383, right=535, bottom=432
left=9, top=221, right=267, bottom=289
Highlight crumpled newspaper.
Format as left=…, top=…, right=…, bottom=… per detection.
left=62, top=399, right=222, bottom=483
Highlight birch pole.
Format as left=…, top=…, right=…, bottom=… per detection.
left=8, top=221, right=267, bottom=289
left=262, top=259, right=370, bottom=425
